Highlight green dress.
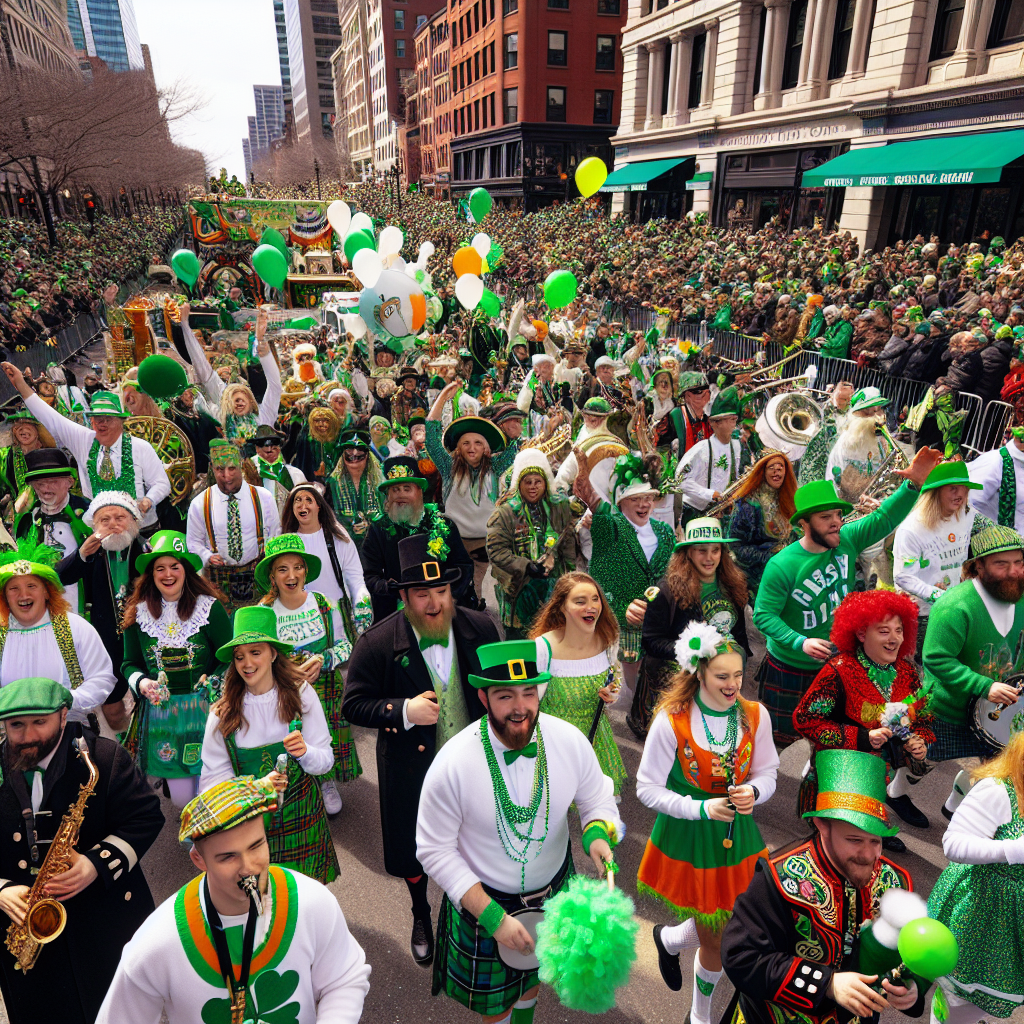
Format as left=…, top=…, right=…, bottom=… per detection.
left=535, top=638, right=628, bottom=795
left=121, top=595, right=232, bottom=778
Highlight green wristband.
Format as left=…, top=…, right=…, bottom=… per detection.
left=476, top=898, right=506, bottom=938
left=581, top=822, right=610, bottom=856
left=700, top=801, right=710, bottom=821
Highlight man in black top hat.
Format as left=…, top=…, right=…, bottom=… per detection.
left=344, top=533, right=499, bottom=969
left=247, top=423, right=305, bottom=510
left=360, top=454, right=475, bottom=619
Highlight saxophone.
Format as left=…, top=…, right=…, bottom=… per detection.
left=5, top=736, right=99, bottom=972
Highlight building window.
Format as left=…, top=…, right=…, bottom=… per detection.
left=549, top=0, right=570, bottom=8
left=828, top=0, right=856, bottom=77
left=547, top=86, right=566, bottom=121
left=597, top=0, right=620, bottom=12
left=548, top=30, right=567, bottom=65
left=688, top=31, right=706, bottom=107
left=593, top=88, right=613, bottom=123
left=930, top=0, right=965, bottom=58
left=504, top=32, right=518, bottom=67
left=781, top=0, right=809, bottom=88
left=988, top=0, right=1024, bottom=44
left=504, top=86, right=518, bottom=122
left=596, top=34, right=616, bottom=69
left=395, top=9, right=405, bottom=28
left=504, top=0, right=518, bottom=12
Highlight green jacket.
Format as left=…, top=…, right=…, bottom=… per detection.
left=820, top=320, right=853, bottom=359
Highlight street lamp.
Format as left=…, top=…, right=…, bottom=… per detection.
left=314, top=157, right=322, bottom=200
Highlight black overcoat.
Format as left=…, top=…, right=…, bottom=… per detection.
left=342, top=606, right=499, bottom=876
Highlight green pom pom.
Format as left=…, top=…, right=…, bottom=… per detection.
left=536, top=877, right=638, bottom=1013
left=689, top=637, right=701, bottom=650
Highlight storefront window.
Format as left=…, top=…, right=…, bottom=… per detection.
left=534, top=142, right=564, bottom=175
left=945, top=187, right=974, bottom=242
left=909, top=192, right=942, bottom=240
left=975, top=188, right=1011, bottom=244
left=782, top=0, right=808, bottom=89
left=794, top=189, right=827, bottom=228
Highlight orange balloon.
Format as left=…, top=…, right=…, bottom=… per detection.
left=453, top=245, right=483, bottom=278
left=532, top=319, right=549, bottom=342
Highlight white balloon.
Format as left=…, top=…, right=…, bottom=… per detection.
left=350, top=212, right=373, bottom=235
left=326, top=200, right=351, bottom=238
left=378, top=225, right=404, bottom=257
left=341, top=313, right=367, bottom=339
left=418, top=241, right=435, bottom=263
left=352, top=248, right=383, bottom=288
left=455, top=273, right=483, bottom=310
left=386, top=255, right=406, bottom=272
left=472, top=233, right=491, bottom=259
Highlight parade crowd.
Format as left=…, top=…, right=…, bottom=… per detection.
left=0, top=197, right=1021, bottom=1024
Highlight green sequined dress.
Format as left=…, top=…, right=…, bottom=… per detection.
left=535, top=639, right=627, bottom=795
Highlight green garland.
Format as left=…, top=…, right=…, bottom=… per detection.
left=371, top=503, right=451, bottom=561
left=87, top=434, right=134, bottom=495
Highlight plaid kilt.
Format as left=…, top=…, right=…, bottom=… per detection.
left=316, top=668, right=362, bottom=784
left=757, top=654, right=820, bottom=748
left=206, top=560, right=259, bottom=615
left=927, top=718, right=999, bottom=763
left=267, top=765, right=340, bottom=884
left=431, top=850, right=574, bottom=1015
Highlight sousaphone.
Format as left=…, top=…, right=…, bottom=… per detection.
left=125, top=417, right=195, bottom=506
left=579, top=433, right=629, bottom=504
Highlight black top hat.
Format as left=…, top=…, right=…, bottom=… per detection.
left=24, top=448, right=73, bottom=481
left=396, top=367, right=421, bottom=384
left=251, top=424, right=287, bottom=445
left=389, top=533, right=461, bottom=592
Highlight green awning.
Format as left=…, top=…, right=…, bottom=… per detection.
left=686, top=171, right=713, bottom=190
left=801, top=130, right=1024, bottom=188
left=599, top=157, right=693, bottom=193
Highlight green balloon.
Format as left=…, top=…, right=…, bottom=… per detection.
left=487, top=241, right=504, bottom=267
left=251, top=243, right=288, bottom=290
left=543, top=269, right=578, bottom=310
left=170, top=248, right=201, bottom=288
left=344, top=229, right=376, bottom=263
left=468, top=187, right=492, bottom=222
left=260, top=227, right=290, bottom=262
left=480, top=288, right=500, bottom=318
left=897, top=918, right=958, bottom=981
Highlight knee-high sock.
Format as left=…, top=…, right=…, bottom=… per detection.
left=691, top=950, right=723, bottom=1024
left=511, top=996, right=537, bottom=1024
left=660, top=918, right=699, bottom=954
left=944, top=770, right=972, bottom=814
left=404, top=875, right=431, bottom=920
left=887, top=766, right=913, bottom=798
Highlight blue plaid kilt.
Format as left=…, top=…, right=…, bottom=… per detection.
left=927, top=718, right=999, bottom=763
left=431, top=849, right=574, bottom=1016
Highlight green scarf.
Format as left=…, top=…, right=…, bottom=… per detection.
left=87, top=434, right=134, bottom=495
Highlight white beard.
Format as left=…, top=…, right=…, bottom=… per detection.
left=837, top=415, right=881, bottom=461
left=101, top=525, right=139, bottom=552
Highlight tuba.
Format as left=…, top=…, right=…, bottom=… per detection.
left=6, top=737, right=99, bottom=972
left=125, top=416, right=196, bottom=506
left=755, top=392, right=823, bottom=461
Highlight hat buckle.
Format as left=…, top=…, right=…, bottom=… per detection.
left=508, top=658, right=527, bottom=680
left=421, top=560, right=440, bottom=581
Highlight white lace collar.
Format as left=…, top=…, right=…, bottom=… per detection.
left=135, top=594, right=216, bottom=647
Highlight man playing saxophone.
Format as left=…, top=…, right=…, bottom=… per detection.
left=0, top=678, right=163, bottom=1024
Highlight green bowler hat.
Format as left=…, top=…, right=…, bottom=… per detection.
left=88, top=391, right=130, bottom=418
left=0, top=677, right=72, bottom=719
left=803, top=749, right=898, bottom=837
left=468, top=640, right=550, bottom=695
left=442, top=415, right=507, bottom=454
left=969, top=524, right=1024, bottom=561
left=136, top=530, right=203, bottom=575
left=674, top=516, right=737, bottom=550
left=920, top=461, right=983, bottom=493
left=790, top=480, right=854, bottom=525
left=254, top=534, right=321, bottom=594
left=215, top=605, right=294, bottom=663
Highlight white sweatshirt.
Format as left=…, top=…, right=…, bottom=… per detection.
left=893, top=507, right=976, bottom=615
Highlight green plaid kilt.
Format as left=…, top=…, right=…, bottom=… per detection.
left=431, top=850, right=574, bottom=1015
left=315, top=668, right=362, bottom=784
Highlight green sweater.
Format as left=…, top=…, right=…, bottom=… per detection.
left=753, top=481, right=919, bottom=671
left=922, top=578, right=1024, bottom=724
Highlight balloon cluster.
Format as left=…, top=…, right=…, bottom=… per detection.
left=451, top=228, right=501, bottom=314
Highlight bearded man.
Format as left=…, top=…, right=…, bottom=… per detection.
left=343, top=533, right=499, bottom=968
left=359, top=455, right=474, bottom=620
left=922, top=526, right=1024, bottom=816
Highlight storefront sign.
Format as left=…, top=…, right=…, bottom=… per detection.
left=700, top=122, right=853, bottom=149
left=820, top=171, right=977, bottom=187
left=862, top=95, right=1024, bottom=137
left=686, top=179, right=712, bottom=190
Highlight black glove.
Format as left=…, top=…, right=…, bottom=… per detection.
left=525, top=561, right=547, bottom=578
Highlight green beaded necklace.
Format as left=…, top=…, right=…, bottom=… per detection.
left=857, top=649, right=897, bottom=699
left=480, top=718, right=551, bottom=890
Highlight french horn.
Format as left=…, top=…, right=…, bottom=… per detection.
left=125, top=416, right=196, bottom=507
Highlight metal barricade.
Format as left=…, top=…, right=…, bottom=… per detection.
left=966, top=398, right=1013, bottom=453
left=955, top=393, right=985, bottom=451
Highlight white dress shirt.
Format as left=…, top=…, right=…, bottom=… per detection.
left=185, top=483, right=281, bottom=567
left=968, top=443, right=1024, bottom=533
left=298, top=529, right=369, bottom=613
left=416, top=712, right=622, bottom=904
left=25, top=394, right=170, bottom=529
left=677, top=435, right=743, bottom=510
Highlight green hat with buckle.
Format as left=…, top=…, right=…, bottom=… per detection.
left=254, top=533, right=322, bottom=594
left=468, top=639, right=550, bottom=697
left=790, top=480, right=854, bottom=525
left=920, top=461, right=983, bottom=493
left=215, top=605, right=294, bottom=662
left=674, top=516, right=737, bottom=550
left=0, top=677, right=72, bottom=719
left=136, top=530, right=203, bottom=575
left=88, top=391, right=130, bottom=418
left=803, top=749, right=898, bottom=837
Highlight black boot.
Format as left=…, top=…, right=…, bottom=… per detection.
left=886, top=794, right=929, bottom=829
left=652, top=925, right=683, bottom=991
left=411, top=915, right=434, bottom=967
left=882, top=835, right=906, bottom=853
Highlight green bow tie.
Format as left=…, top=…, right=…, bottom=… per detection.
left=419, top=636, right=449, bottom=651
left=503, top=742, right=537, bottom=765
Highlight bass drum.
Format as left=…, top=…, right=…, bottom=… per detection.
left=579, top=435, right=629, bottom=505
left=125, top=416, right=196, bottom=506
left=970, top=671, right=1024, bottom=750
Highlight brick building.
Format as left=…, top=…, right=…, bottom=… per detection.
left=407, top=9, right=452, bottom=195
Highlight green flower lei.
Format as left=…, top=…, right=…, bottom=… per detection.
left=857, top=649, right=897, bottom=699
left=87, top=434, right=134, bottom=495
left=371, top=503, right=451, bottom=561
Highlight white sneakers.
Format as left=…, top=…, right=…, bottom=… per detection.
left=321, top=780, right=343, bottom=816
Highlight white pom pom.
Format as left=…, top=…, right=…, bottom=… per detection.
left=674, top=621, right=725, bottom=671
left=879, top=888, right=927, bottom=930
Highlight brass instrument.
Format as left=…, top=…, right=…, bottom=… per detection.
left=842, top=425, right=910, bottom=523
left=125, top=416, right=196, bottom=506
left=578, top=433, right=630, bottom=505
left=6, top=737, right=99, bottom=972
left=519, top=423, right=571, bottom=459
left=755, top=392, right=823, bottom=461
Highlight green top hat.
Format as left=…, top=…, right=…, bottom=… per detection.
left=138, top=354, right=190, bottom=400
left=920, top=461, right=983, bottom=493
left=254, top=534, right=322, bottom=594
left=442, top=416, right=507, bottom=454
left=23, top=448, right=73, bottom=481
left=468, top=639, right=551, bottom=693
left=674, top=516, right=737, bottom=550
left=803, top=749, right=898, bottom=837
left=215, top=605, right=294, bottom=662
left=969, top=524, right=1024, bottom=561
left=0, top=677, right=72, bottom=719
left=790, top=480, right=854, bottom=525
left=378, top=455, right=428, bottom=498
left=88, top=391, right=129, bottom=418
left=709, top=385, right=742, bottom=419
left=179, top=775, right=279, bottom=843
left=136, top=530, right=203, bottom=575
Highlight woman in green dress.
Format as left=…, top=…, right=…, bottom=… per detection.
left=327, top=434, right=382, bottom=549
left=121, top=530, right=232, bottom=807
left=529, top=571, right=628, bottom=794
left=199, top=604, right=340, bottom=884
left=256, top=533, right=360, bottom=818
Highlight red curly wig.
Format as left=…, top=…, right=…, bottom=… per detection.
left=830, top=590, right=918, bottom=660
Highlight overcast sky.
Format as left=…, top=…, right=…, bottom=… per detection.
left=134, top=0, right=282, bottom=180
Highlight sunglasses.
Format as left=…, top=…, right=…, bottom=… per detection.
left=343, top=451, right=367, bottom=461
left=296, top=353, right=314, bottom=363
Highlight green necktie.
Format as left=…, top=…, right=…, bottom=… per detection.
left=99, top=446, right=115, bottom=482
left=503, top=742, right=537, bottom=765
left=226, top=492, right=244, bottom=562
left=419, top=636, right=449, bottom=651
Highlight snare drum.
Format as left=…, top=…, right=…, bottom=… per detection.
left=970, top=673, right=1024, bottom=749
left=495, top=907, right=544, bottom=972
